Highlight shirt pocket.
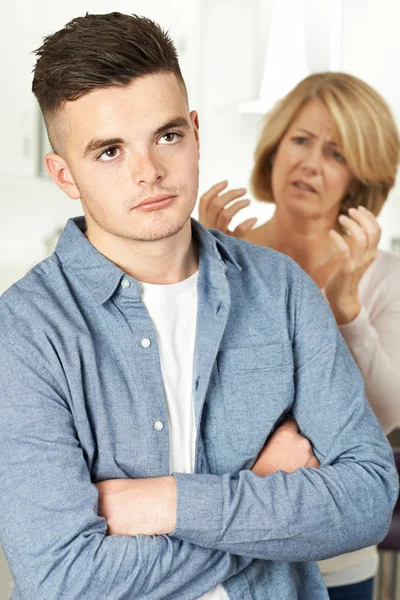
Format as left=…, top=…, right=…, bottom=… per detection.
left=217, top=342, right=294, bottom=459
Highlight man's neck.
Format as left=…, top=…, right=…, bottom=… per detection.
left=86, top=219, right=198, bottom=284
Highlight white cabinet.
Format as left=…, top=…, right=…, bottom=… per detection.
left=0, top=2, right=40, bottom=178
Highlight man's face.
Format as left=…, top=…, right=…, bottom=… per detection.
left=49, top=73, right=200, bottom=244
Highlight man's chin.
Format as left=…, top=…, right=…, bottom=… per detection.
left=132, top=217, right=189, bottom=243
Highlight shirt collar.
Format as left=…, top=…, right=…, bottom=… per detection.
left=55, top=216, right=241, bottom=305
left=191, top=219, right=242, bottom=272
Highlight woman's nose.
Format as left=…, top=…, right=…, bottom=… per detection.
left=301, top=147, right=323, bottom=174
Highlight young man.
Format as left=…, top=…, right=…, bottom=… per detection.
left=0, top=12, right=397, bottom=600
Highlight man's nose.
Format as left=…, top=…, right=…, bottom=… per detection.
left=131, top=151, right=165, bottom=186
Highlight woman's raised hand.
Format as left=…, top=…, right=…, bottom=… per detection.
left=326, top=206, right=381, bottom=324
left=199, top=180, right=257, bottom=237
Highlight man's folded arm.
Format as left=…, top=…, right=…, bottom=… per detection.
left=169, top=269, right=399, bottom=561
left=0, top=339, right=251, bottom=600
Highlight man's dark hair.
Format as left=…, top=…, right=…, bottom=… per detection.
left=32, top=12, right=186, bottom=118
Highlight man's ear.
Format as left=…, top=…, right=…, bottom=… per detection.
left=45, top=153, right=81, bottom=200
left=190, top=110, right=200, bottom=155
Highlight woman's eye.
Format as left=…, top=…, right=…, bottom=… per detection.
left=98, top=147, right=120, bottom=161
left=158, top=132, right=181, bottom=145
left=332, top=150, right=345, bottom=163
left=293, top=136, right=307, bottom=145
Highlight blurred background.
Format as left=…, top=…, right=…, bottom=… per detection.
left=0, top=0, right=400, bottom=597
left=1, top=0, right=400, bottom=295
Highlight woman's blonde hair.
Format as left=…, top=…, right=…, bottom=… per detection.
left=250, top=72, right=400, bottom=216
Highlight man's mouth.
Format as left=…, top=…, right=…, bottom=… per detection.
left=133, top=194, right=177, bottom=211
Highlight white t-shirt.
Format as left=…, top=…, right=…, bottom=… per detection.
left=140, top=272, right=229, bottom=600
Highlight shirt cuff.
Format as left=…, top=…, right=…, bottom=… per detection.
left=172, top=472, right=224, bottom=546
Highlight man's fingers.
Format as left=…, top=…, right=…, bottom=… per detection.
left=281, top=418, right=300, bottom=432
left=308, top=456, right=320, bottom=469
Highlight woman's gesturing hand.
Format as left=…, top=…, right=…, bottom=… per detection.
left=199, top=180, right=257, bottom=237
left=326, top=206, right=381, bottom=325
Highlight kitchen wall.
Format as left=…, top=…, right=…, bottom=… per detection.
left=1, top=0, right=400, bottom=295
left=198, top=0, right=400, bottom=246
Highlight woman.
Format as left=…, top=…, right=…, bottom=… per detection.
left=199, top=72, right=400, bottom=600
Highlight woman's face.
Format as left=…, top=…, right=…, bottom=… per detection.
left=271, top=99, right=353, bottom=222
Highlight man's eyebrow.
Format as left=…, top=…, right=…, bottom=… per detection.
left=82, top=118, right=190, bottom=158
left=296, top=128, right=338, bottom=146
left=154, top=117, right=190, bottom=137
left=83, top=137, right=125, bottom=158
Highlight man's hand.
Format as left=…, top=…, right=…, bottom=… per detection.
left=97, top=420, right=318, bottom=536
left=251, top=419, right=320, bottom=476
left=96, top=476, right=177, bottom=536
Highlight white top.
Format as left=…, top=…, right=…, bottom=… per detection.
left=139, top=272, right=229, bottom=600
left=319, top=250, right=400, bottom=586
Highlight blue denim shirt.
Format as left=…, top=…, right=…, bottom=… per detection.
left=0, top=217, right=397, bottom=600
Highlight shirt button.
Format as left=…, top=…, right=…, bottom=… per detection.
left=141, top=338, right=151, bottom=348
left=121, top=278, right=130, bottom=289
left=154, top=420, right=164, bottom=431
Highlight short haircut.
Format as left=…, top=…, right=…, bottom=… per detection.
left=32, top=12, right=186, bottom=149
left=251, top=72, right=400, bottom=216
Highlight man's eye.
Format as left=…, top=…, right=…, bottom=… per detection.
left=158, top=132, right=181, bottom=145
left=98, top=147, right=120, bottom=161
